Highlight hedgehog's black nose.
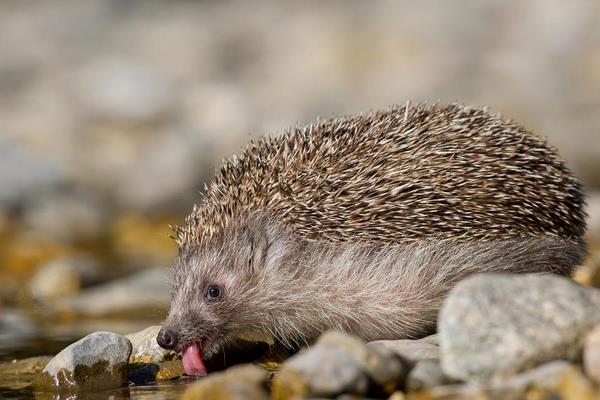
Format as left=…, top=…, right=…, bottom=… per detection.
left=157, top=328, right=178, bottom=350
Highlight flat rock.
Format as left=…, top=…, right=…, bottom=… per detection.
left=272, top=346, right=369, bottom=400
left=439, top=273, right=600, bottom=381
left=126, top=325, right=177, bottom=364
left=34, top=331, right=132, bottom=392
left=368, top=334, right=439, bottom=363
left=181, top=364, right=269, bottom=400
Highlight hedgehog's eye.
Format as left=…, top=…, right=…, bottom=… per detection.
left=205, top=284, right=222, bottom=301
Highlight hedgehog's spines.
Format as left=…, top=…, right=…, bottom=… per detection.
left=175, top=103, right=586, bottom=249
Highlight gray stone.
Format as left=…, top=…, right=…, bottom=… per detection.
left=406, top=359, right=456, bottom=392
left=317, top=331, right=408, bottom=392
left=35, top=331, right=132, bottom=392
left=56, top=268, right=170, bottom=318
left=273, top=346, right=369, bottom=399
left=126, top=325, right=177, bottom=364
left=439, top=273, right=600, bottom=381
left=368, top=334, right=439, bottom=363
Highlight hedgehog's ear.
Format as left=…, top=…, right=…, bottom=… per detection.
left=247, top=226, right=269, bottom=276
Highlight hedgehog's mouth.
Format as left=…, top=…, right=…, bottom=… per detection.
left=181, top=340, right=208, bottom=376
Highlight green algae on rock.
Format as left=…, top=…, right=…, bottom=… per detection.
left=33, top=331, right=131, bottom=392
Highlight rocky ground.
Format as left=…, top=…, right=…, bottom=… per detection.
left=3, top=272, right=600, bottom=399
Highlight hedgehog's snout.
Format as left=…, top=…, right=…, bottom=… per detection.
left=157, top=327, right=179, bottom=350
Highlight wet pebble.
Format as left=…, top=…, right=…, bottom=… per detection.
left=34, top=331, right=132, bottom=392
left=181, top=364, right=269, bottom=400
left=439, top=273, right=600, bottom=381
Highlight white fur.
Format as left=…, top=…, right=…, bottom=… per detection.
left=166, top=215, right=585, bottom=352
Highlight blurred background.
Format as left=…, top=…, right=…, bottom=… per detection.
left=0, top=0, right=599, bottom=360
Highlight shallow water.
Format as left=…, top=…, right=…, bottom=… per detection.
left=0, top=377, right=197, bottom=400
left=0, top=316, right=196, bottom=400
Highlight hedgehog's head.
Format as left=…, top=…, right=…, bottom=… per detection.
left=157, top=216, right=278, bottom=376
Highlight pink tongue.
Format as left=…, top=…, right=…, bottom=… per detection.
left=182, top=343, right=207, bottom=376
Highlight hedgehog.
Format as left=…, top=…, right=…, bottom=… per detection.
left=156, top=103, right=587, bottom=376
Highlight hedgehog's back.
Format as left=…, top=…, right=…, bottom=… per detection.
left=178, top=103, right=586, bottom=246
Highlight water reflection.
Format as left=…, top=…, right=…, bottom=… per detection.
left=0, top=371, right=199, bottom=400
